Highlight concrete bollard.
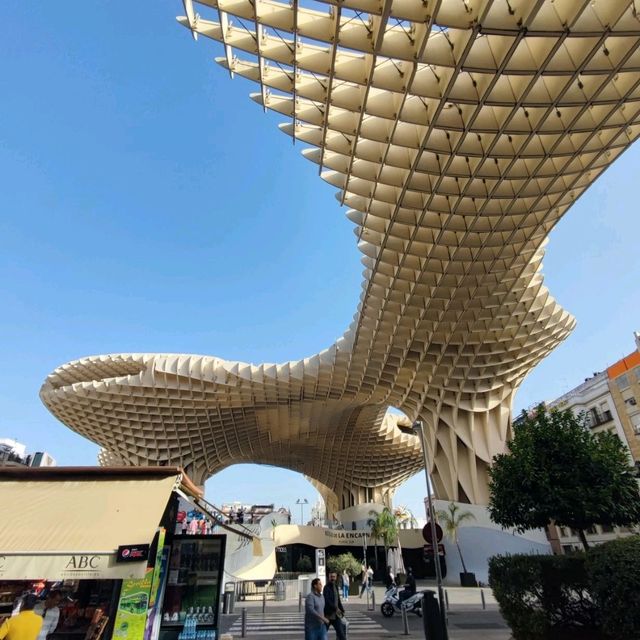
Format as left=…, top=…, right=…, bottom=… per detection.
left=481, top=589, right=486, bottom=610
left=401, top=605, right=410, bottom=635
left=241, top=608, right=247, bottom=638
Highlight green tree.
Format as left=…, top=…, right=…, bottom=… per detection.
left=437, top=502, right=475, bottom=573
left=327, top=552, right=362, bottom=578
left=367, top=507, right=398, bottom=572
left=489, top=406, right=640, bottom=551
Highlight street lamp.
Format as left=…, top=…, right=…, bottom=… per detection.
left=397, top=419, right=448, bottom=640
left=296, top=498, right=309, bottom=526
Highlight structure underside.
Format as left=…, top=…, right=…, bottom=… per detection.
left=41, top=0, right=640, bottom=514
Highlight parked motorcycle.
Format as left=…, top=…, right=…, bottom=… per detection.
left=380, top=586, right=423, bottom=617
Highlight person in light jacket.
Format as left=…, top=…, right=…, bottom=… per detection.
left=305, top=579, right=328, bottom=640
left=340, top=571, right=350, bottom=601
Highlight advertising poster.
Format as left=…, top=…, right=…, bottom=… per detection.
left=113, top=568, right=153, bottom=640
left=114, top=529, right=166, bottom=640
left=148, top=529, right=166, bottom=610
left=145, top=547, right=169, bottom=640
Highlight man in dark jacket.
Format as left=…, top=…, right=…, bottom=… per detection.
left=399, top=567, right=417, bottom=603
left=323, top=572, right=346, bottom=640
left=405, top=567, right=416, bottom=594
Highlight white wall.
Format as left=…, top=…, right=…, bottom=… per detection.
left=397, top=501, right=550, bottom=585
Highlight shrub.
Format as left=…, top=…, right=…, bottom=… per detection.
left=489, top=554, right=601, bottom=640
left=326, top=552, right=362, bottom=578
left=587, top=536, right=640, bottom=640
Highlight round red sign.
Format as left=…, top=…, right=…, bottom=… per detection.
left=422, top=522, right=443, bottom=544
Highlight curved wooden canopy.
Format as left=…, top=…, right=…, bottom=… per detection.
left=41, top=0, right=640, bottom=513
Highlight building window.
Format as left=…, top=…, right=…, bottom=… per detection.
left=587, top=407, right=612, bottom=427
left=601, top=524, right=614, bottom=533
left=587, top=525, right=598, bottom=535
left=617, top=374, right=630, bottom=391
left=599, top=403, right=613, bottom=422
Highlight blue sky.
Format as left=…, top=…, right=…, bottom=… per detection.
left=2, top=2, right=639, bottom=519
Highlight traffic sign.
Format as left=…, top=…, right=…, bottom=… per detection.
left=422, top=522, right=443, bottom=544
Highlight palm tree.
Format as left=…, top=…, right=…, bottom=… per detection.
left=367, top=507, right=398, bottom=573
left=437, top=502, right=475, bottom=574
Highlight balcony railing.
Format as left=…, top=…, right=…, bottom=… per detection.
left=588, top=410, right=613, bottom=427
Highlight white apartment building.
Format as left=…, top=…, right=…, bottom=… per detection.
left=547, top=366, right=638, bottom=552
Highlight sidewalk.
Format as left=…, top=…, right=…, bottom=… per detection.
left=236, top=584, right=497, bottom=610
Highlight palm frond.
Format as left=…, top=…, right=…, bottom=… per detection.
left=456, top=512, right=476, bottom=525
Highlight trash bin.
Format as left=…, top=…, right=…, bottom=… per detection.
left=275, top=580, right=286, bottom=601
left=223, top=583, right=235, bottom=614
left=422, top=590, right=445, bottom=640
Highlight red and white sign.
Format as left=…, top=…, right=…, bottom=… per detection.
left=422, top=522, right=443, bottom=544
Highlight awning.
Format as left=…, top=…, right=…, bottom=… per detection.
left=0, top=467, right=186, bottom=580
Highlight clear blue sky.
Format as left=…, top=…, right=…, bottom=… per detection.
left=2, top=2, right=639, bottom=519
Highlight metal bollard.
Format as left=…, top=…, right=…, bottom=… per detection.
left=367, top=589, right=375, bottom=611
left=481, top=589, right=486, bottom=610
left=401, top=605, right=410, bottom=635
left=262, top=591, right=266, bottom=614
left=299, top=592, right=302, bottom=612
left=241, top=607, right=247, bottom=638
left=444, top=589, right=450, bottom=611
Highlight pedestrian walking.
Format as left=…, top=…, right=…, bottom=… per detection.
left=358, top=564, right=368, bottom=598
left=0, top=595, right=43, bottom=640
left=304, top=579, right=328, bottom=640
left=341, top=571, right=350, bottom=601
left=323, top=572, right=346, bottom=640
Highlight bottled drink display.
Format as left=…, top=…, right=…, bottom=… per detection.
left=163, top=538, right=222, bottom=638
left=176, top=615, right=216, bottom=640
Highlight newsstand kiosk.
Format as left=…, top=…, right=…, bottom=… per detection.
left=0, top=467, right=226, bottom=640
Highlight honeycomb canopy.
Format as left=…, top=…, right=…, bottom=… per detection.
left=41, top=0, right=640, bottom=513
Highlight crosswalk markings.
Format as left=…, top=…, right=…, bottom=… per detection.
left=226, top=611, right=388, bottom=636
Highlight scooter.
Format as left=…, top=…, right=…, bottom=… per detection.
left=380, top=585, right=423, bottom=617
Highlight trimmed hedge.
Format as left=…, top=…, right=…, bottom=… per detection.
left=489, top=553, right=600, bottom=640
left=489, top=537, right=640, bottom=640
left=588, top=536, right=640, bottom=639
